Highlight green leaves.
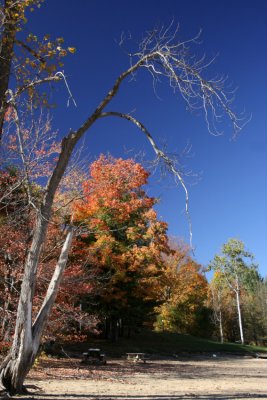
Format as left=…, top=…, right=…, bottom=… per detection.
left=209, top=238, right=256, bottom=282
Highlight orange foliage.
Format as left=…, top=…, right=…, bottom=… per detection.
left=72, top=155, right=170, bottom=328
left=74, top=154, right=154, bottom=225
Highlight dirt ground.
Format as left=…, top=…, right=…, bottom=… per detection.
left=12, top=355, right=267, bottom=400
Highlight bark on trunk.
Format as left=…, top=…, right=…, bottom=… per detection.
left=0, top=339, right=35, bottom=394
left=0, top=0, right=19, bottom=140
left=32, top=227, right=74, bottom=341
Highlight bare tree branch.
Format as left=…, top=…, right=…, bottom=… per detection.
left=99, top=110, right=193, bottom=247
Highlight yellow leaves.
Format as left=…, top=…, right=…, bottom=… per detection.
left=26, top=33, right=37, bottom=42
left=47, top=50, right=56, bottom=59
left=68, top=47, right=76, bottom=54
left=6, top=0, right=43, bottom=27
left=14, top=25, right=76, bottom=111
left=154, top=243, right=209, bottom=333
left=59, top=49, right=67, bottom=57
left=56, top=37, right=64, bottom=44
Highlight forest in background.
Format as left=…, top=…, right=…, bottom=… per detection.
left=1, top=154, right=266, bottom=352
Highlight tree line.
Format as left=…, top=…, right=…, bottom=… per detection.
left=1, top=156, right=266, bottom=350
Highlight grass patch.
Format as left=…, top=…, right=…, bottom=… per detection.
left=65, top=329, right=267, bottom=357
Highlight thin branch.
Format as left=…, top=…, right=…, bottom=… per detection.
left=99, top=111, right=193, bottom=248
left=55, top=72, right=77, bottom=107
left=15, top=39, right=46, bottom=64
left=11, top=74, right=63, bottom=100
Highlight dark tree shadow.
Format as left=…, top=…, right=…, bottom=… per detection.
left=16, top=393, right=267, bottom=400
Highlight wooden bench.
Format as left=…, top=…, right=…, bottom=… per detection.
left=126, top=352, right=150, bottom=363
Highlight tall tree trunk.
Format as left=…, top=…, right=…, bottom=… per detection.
left=0, top=0, right=19, bottom=140
left=219, top=310, right=224, bottom=343
left=0, top=133, right=77, bottom=394
left=236, top=290, right=244, bottom=344
left=235, top=282, right=244, bottom=344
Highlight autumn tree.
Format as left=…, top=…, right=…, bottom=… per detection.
left=209, top=239, right=258, bottom=344
left=252, top=279, right=267, bottom=342
left=155, top=242, right=211, bottom=337
left=0, top=5, right=245, bottom=393
left=209, top=258, right=266, bottom=344
left=209, top=271, right=226, bottom=343
left=238, top=270, right=266, bottom=344
left=0, top=0, right=76, bottom=141
left=208, top=271, right=239, bottom=343
left=72, top=155, right=169, bottom=341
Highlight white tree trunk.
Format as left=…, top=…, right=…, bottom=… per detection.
left=219, top=310, right=224, bottom=343
left=32, top=227, right=74, bottom=344
left=0, top=227, right=74, bottom=394
left=236, top=287, right=244, bottom=344
left=235, top=273, right=244, bottom=344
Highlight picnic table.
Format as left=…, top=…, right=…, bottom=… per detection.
left=82, top=348, right=106, bottom=364
left=126, top=352, right=150, bottom=363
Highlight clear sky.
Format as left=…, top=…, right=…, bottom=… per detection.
left=26, top=0, right=267, bottom=275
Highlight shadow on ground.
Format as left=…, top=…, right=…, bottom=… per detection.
left=28, top=358, right=267, bottom=382
left=14, top=393, right=267, bottom=400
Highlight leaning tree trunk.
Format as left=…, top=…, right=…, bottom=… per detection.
left=0, top=133, right=77, bottom=394
left=0, top=227, right=74, bottom=394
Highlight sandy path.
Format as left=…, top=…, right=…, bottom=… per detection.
left=14, top=356, right=267, bottom=400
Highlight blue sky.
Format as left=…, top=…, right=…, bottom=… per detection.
left=27, top=0, right=267, bottom=275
